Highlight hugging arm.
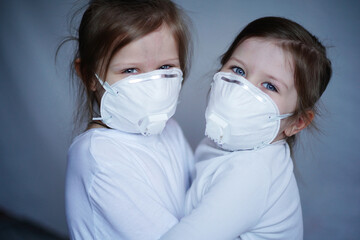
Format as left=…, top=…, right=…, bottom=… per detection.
left=160, top=162, right=270, bottom=240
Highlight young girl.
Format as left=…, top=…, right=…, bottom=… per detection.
left=64, top=1, right=194, bottom=239
left=161, top=17, right=332, bottom=240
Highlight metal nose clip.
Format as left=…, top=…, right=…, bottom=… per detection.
left=128, top=73, right=179, bottom=83
left=221, top=76, right=244, bottom=86
left=163, top=73, right=178, bottom=78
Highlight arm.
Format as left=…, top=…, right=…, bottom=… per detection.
left=160, top=161, right=271, bottom=240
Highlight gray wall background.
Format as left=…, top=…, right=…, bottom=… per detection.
left=0, top=0, right=359, bottom=239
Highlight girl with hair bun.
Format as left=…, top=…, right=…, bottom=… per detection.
left=162, top=16, right=332, bottom=240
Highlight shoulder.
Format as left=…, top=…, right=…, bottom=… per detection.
left=68, top=129, right=113, bottom=160
left=193, top=138, right=274, bottom=188
left=220, top=152, right=272, bottom=184
left=67, top=129, right=129, bottom=172
left=66, top=129, right=150, bottom=198
left=67, top=129, right=105, bottom=179
left=230, top=141, right=290, bottom=172
left=195, top=146, right=274, bottom=193
left=67, top=129, right=97, bottom=165
left=217, top=143, right=293, bottom=197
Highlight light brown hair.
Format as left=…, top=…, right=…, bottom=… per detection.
left=59, top=0, right=192, bottom=130
left=221, top=16, right=332, bottom=150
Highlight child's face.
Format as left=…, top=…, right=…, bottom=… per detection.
left=221, top=37, right=298, bottom=141
left=105, top=24, right=180, bottom=85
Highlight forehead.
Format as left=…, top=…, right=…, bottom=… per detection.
left=111, top=25, right=178, bottom=63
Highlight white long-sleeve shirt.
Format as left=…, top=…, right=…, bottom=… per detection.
left=161, top=138, right=303, bottom=240
left=65, top=119, right=194, bottom=240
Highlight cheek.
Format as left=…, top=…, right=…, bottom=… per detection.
left=284, top=91, right=298, bottom=114
left=268, top=95, right=286, bottom=114
left=106, top=77, right=119, bottom=86
left=105, top=71, right=127, bottom=86
left=272, top=91, right=298, bottom=115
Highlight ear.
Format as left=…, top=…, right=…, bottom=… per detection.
left=74, top=58, right=97, bottom=92
left=74, top=58, right=80, bottom=76
left=284, top=110, right=314, bottom=137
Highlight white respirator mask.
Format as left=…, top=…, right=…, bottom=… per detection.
left=93, top=68, right=183, bottom=136
left=205, top=72, right=292, bottom=151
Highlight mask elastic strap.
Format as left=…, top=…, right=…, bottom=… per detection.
left=95, top=74, right=118, bottom=95
left=93, top=74, right=117, bottom=122
left=268, top=113, right=293, bottom=121
left=92, top=115, right=112, bottom=122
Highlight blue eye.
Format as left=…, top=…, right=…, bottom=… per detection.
left=262, top=82, right=278, bottom=92
left=231, top=66, right=246, bottom=76
left=122, top=68, right=138, bottom=74
left=159, top=65, right=172, bottom=70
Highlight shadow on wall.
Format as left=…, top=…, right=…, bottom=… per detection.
left=0, top=209, right=68, bottom=240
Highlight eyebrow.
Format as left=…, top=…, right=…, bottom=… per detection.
left=228, top=56, right=247, bottom=67
left=162, top=57, right=180, bottom=62
left=110, top=57, right=180, bottom=68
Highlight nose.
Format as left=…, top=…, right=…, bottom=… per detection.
left=242, top=74, right=260, bottom=88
